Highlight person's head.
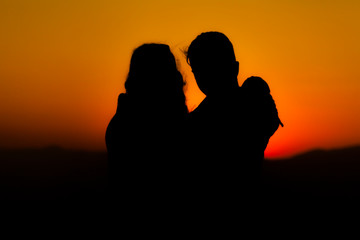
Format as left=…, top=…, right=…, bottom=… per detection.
left=242, top=76, right=270, bottom=95
left=186, top=32, right=239, bottom=96
left=124, top=44, right=187, bottom=114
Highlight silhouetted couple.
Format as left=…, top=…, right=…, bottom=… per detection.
left=106, top=32, right=282, bottom=208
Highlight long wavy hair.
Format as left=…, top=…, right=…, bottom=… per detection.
left=124, top=43, right=188, bottom=118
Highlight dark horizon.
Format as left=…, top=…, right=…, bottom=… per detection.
left=1, top=144, right=360, bottom=160
left=0, top=145, right=360, bottom=202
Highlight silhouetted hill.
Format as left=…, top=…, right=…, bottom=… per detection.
left=0, top=147, right=107, bottom=201
left=1, top=145, right=359, bottom=201
left=263, top=145, right=360, bottom=200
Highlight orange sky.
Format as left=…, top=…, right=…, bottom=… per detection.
left=1, top=0, right=360, bottom=158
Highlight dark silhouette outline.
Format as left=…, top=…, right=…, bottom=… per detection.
left=242, top=76, right=283, bottom=150
left=105, top=43, right=188, bottom=202
left=185, top=32, right=282, bottom=200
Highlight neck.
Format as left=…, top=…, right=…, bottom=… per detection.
left=206, top=88, right=239, bottom=101
left=212, top=80, right=239, bottom=94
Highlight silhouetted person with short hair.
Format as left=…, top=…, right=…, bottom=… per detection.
left=105, top=43, right=188, bottom=206
left=186, top=32, right=282, bottom=202
left=242, top=76, right=283, bottom=150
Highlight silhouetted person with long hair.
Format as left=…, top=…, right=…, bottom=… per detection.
left=186, top=32, right=282, bottom=202
left=105, top=44, right=188, bottom=205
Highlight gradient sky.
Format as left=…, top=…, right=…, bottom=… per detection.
left=1, top=0, right=360, bottom=158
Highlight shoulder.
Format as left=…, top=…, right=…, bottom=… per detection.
left=117, top=93, right=129, bottom=109
left=189, top=97, right=211, bottom=118
left=107, top=93, right=130, bottom=135
left=105, top=94, right=131, bottom=149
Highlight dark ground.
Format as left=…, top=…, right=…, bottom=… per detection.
left=0, top=146, right=108, bottom=201
left=0, top=146, right=359, bottom=203
left=262, top=146, right=360, bottom=201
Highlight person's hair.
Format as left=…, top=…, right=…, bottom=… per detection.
left=124, top=43, right=188, bottom=114
left=185, top=31, right=236, bottom=67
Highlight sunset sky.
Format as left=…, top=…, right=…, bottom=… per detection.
left=1, top=0, right=360, bottom=158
